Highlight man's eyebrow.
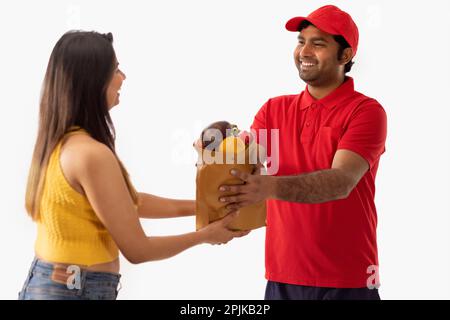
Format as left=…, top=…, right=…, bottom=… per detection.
left=297, top=35, right=329, bottom=42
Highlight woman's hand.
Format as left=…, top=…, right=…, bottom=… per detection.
left=199, top=211, right=250, bottom=245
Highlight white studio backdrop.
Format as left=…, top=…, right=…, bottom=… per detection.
left=0, top=0, right=449, bottom=299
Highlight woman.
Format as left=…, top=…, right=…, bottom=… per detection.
left=18, top=31, right=248, bottom=300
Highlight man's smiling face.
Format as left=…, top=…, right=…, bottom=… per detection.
left=294, top=24, right=346, bottom=86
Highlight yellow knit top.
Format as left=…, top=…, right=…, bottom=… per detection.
left=34, top=127, right=119, bottom=266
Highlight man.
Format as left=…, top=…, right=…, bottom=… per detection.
left=219, top=5, right=387, bottom=300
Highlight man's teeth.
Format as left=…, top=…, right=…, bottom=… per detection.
left=301, top=62, right=317, bottom=67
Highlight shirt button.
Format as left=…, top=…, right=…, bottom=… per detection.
left=306, top=121, right=311, bottom=127
left=311, top=103, right=316, bottom=109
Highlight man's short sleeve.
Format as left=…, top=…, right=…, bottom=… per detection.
left=251, top=100, right=270, bottom=148
left=251, top=100, right=268, bottom=132
left=337, top=100, right=387, bottom=169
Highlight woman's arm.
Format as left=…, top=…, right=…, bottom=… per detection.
left=137, top=193, right=195, bottom=219
left=74, top=141, right=247, bottom=264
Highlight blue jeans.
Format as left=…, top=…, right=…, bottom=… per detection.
left=18, top=258, right=121, bottom=300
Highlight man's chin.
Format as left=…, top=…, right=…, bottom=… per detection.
left=299, top=72, right=319, bottom=85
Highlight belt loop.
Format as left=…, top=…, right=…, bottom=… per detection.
left=28, top=257, right=39, bottom=279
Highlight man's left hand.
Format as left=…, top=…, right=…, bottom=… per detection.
left=218, top=169, right=275, bottom=210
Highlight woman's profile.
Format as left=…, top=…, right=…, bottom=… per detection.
left=18, top=30, right=248, bottom=300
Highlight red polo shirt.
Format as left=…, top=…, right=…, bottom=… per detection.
left=251, top=77, right=387, bottom=288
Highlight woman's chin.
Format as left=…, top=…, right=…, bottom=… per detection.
left=107, top=95, right=120, bottom=110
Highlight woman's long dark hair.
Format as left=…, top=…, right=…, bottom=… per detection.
left=26, top=31, right=138, bottom=219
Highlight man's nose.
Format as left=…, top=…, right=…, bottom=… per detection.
left=120, top=70, right=126, bottom=80
left=299, top=43, right=313, bottom=58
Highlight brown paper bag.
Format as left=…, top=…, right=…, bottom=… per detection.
left=195, top=142, right=266, bottom=231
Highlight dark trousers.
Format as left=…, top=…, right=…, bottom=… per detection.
left=265, top=281, right=380, bottom=300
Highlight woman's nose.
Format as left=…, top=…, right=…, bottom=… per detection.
left=120, top=70, right=126, bottom=80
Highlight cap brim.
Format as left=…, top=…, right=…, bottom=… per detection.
left=285, top=17, right=308, bottom=32
left=285, top=16, right=339, bottom=36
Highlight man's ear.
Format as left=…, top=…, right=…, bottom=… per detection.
left=340, top=47, right=354, bottom=65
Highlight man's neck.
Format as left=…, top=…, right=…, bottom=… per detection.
left=307, top=76, right=346, bottom=100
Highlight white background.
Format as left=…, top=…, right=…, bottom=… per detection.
left=1, top=0, right=449, bottom=299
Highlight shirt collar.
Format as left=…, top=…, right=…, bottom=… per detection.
left=300, top=76, right=355, bottom=110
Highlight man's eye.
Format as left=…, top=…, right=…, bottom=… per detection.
left=314, top=43, right=325, bottom=47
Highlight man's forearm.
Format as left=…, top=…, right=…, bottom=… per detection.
left=271, top=169, right=353, bottom=204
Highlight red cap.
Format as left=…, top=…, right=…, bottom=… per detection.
left=285, top=5, right=359, bottom=57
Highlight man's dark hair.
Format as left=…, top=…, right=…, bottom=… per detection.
left=298, top=20, right=354, bottom=73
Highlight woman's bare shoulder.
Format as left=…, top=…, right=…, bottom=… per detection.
left=60, top=134, right=117, bottom=194
left=61, top=134, right=114, bottom=163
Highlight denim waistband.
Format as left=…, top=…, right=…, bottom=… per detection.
left=32, top=257, right=121, bottom=282
left=19, top=257, right=122, bottom=300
